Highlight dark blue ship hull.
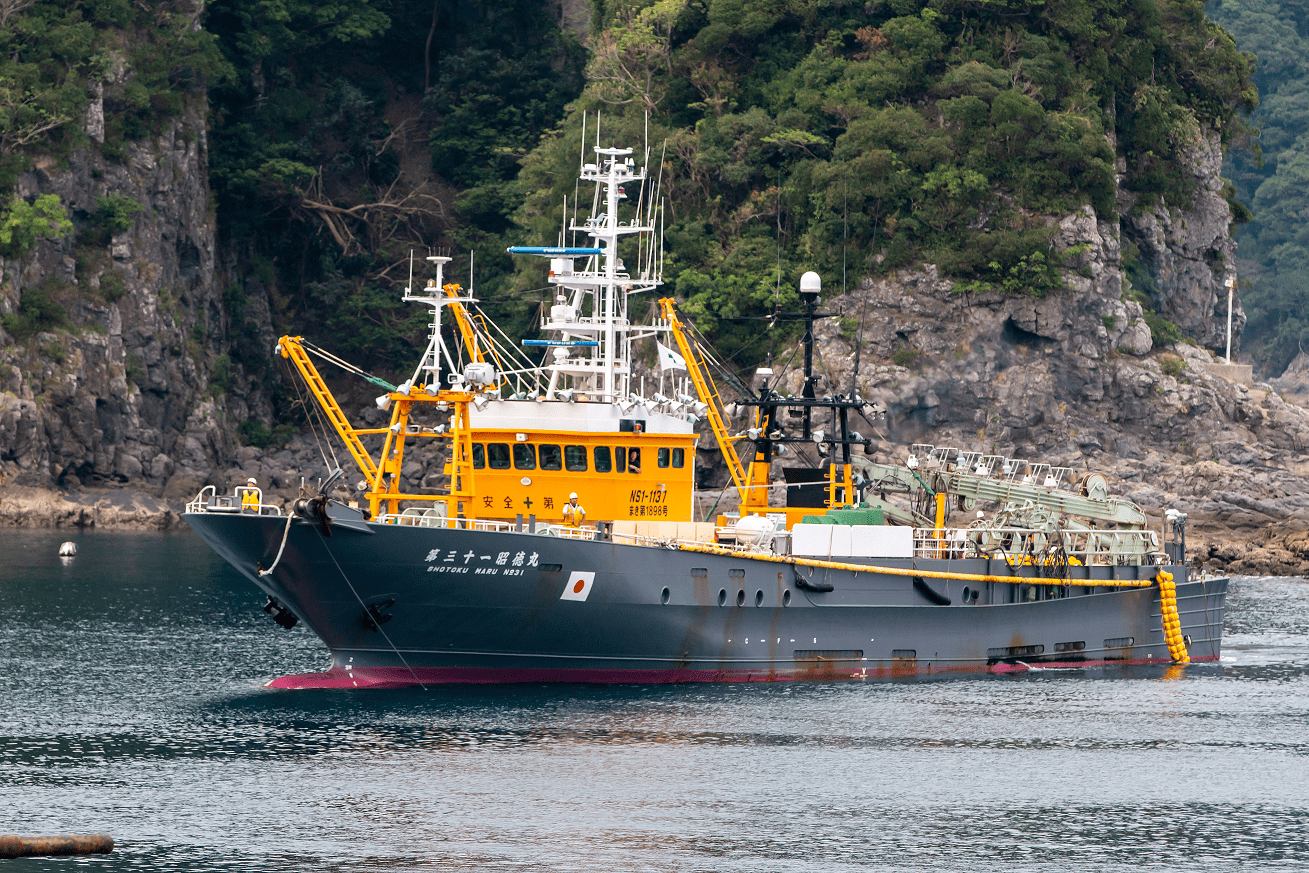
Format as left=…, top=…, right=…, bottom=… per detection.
left=185, top=512, right=1228, bottom=687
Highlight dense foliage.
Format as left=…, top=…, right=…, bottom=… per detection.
left=1210, top=0, right=1309, bottom=375
left=0, top=0, right=1260, bottom=392
left=204, top=0, right=585, bottom=376
left=0, top=0, right=225, bottom=341
left=0, top=193, right=71, bottom=259
left=0, top=0, right=225, bottom=191
left=514, top=0, right=1254, bottom=362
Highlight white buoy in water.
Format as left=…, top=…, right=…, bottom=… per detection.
left=58, top=542, right=77, bottom=557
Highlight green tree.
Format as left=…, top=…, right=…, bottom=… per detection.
left=205, top=0, right=585, bottom=385
left=0, top=1, right=226, bottom=187
left=1210, top=0, right=1309, bottom=375
left=94, top=193, right=142, bottom=233
left=508, top=0, right=1253, bottom=371
left=0, top=193, right=71, bottom=258
left=199, top=0, right=1257, bottom=383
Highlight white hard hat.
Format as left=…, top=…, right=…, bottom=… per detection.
left=569, top=492, right=578, bottom=499
left=247, top=477, right=257, bottom=485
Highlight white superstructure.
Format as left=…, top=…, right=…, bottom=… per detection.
left=510, top=139, right=670, bottom=405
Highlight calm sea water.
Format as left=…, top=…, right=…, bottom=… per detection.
left=0, top=528, right=1306, bottom=873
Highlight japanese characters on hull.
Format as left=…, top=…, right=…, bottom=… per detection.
left=425, top=547, right=539, bottom=576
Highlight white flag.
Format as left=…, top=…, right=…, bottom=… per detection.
left=560, top=571, right=596, bottom=602
left=657, top=341, right=687, bottom=372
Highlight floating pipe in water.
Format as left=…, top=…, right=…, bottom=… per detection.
left=0, top=835, right=113, bottom=858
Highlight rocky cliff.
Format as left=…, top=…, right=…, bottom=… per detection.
left=1, top=87, right=1302, bottom=574
left=0, top=88, right=268, bottom=505
left=1122, top=131, right=1246, bottom=354
left=740, top=130, right=1309, bottom=575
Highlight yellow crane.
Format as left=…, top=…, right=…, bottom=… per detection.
left=444, top=283, right=482, bottom=362
left=657, top=298, right=770, bottom=514
left=276, top=337, right=379, bottom=485
left=276, top=335, right=475, bottom=519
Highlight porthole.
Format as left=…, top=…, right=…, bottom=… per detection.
left=754, top=589, right=764, bottom=607
left=782, top=589, right=791, bottom=606
left=961, top=586, right=971, bottom=603
left=736, top=589, right=746, bottom=607
left=661, top=587, right=670, bottom=605
left=718, top=588, right=727, bottom=607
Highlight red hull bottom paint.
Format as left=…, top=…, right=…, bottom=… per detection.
left=264, top=654, right=1220, bottom=689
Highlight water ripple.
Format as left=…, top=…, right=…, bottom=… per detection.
left=0, top=537, right=1306, bottom=872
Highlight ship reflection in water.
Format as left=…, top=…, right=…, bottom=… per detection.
left=1, top=529, right=1306, bottom=872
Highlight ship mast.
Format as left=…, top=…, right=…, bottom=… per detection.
left=511, top=144, right=663, bottom=403
left=405, top=255, right=454, bottom=388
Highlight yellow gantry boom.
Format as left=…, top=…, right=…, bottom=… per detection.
left=658, top=298, right=752, bottom=500
left=277, top=336, right=379, bottom=484
left=278, top=334, right=477, bottom=518
left=443, top=283, right=482, bottom=361
left=444, top=282, right=509, bottom=393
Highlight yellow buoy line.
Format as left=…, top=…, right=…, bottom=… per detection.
left=674, top=541, right=1154, bottom=587
left=673, top=542, right=1191, bottom=663
left=1156, top=570, right=1190, bottom=663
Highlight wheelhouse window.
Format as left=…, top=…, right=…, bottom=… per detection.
left=487, top=443, right=511, bottom=469
left=615, top=446, right=626, bottom=473
left=594, top=446, right=612, bottom=473
left=539, top=444, right=562, bottom=471
left=564, top=445, right=588, bottom=471
left=471, top=444, right=485, bottom=469
left=672, top=447, right=685, bottom=468
left=628, top=448, right=641, bottom=472
left=513, top=443, right=536, bottom=470
left=657, top=447, right=670, bottom=468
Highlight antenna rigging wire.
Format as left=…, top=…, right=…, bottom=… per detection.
left=766, top=166, right=783, bottom=368
left=281, top=356, right=340, bottom=473
left=846, top=174, right=869, bottom=396
left=574, top=112, right=586, bottom=248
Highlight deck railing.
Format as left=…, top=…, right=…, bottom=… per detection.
left=182, top=488, right=1166, bottom=567
left=186, top=485, right=283, bottom=516
left=377, top=514, right=516, bottom=533
left=382, top=507, right=449, bottom=528
left=912, top=526, right=1161, bottom=565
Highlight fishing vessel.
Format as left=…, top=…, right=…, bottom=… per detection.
left=185, top=133, right=1228, bottom=688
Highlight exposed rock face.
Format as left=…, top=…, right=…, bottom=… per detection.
left=693, top=124, right=1305, bottom=574
left=1121, top=129, right=1245, bottom=355
left=560, top=0, right=593, bottom=37
left=1271, top=350, right=1309, bottom=407
left=0, top=81, right=1298, bottom=575
left=764, top=195, right=1309, bottom=575
left=0, top=485, right=182, bottom=530
left=0, top=97, right=264, bottom=500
